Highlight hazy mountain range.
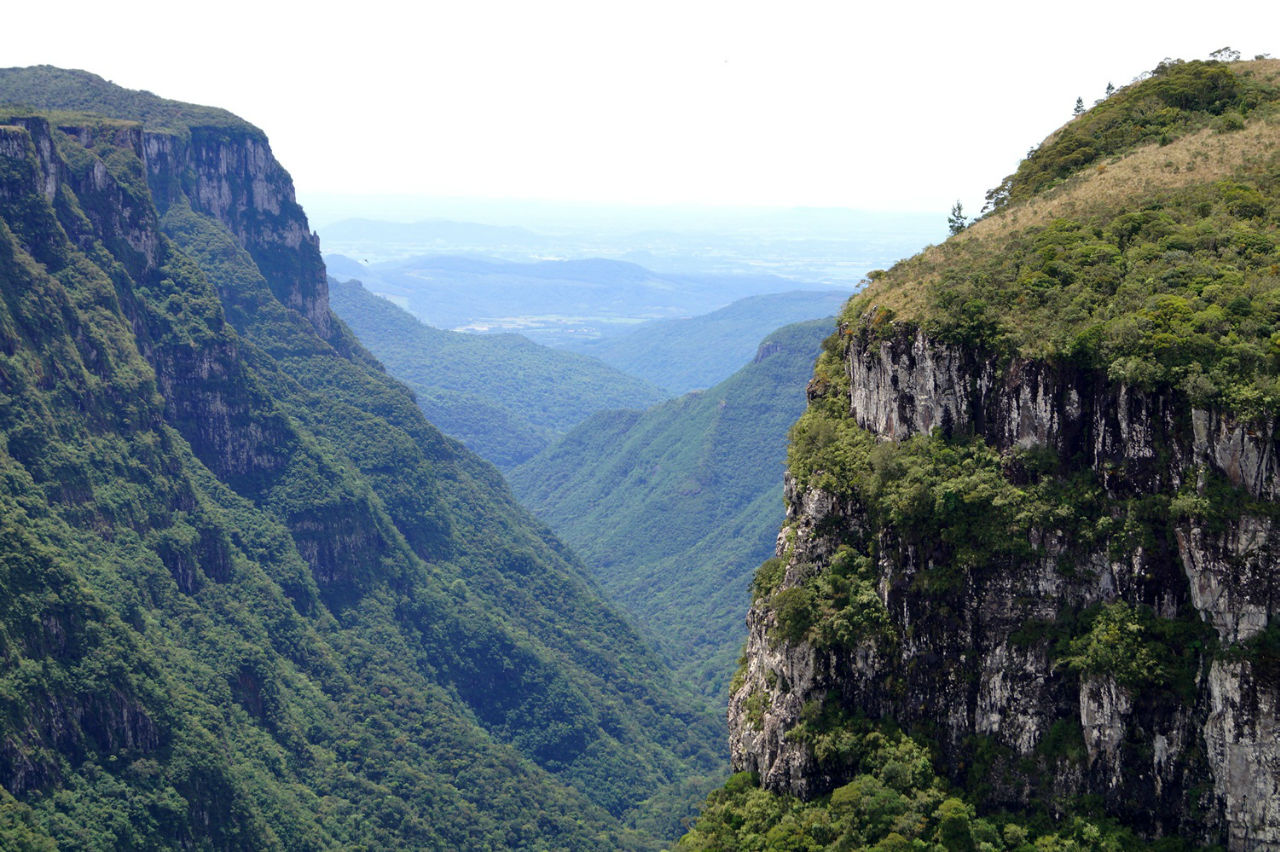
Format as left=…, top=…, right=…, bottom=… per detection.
left=328, top=276, right=668, bottom=468
left=325, top=252, right=841, bottom=346
left=312, top=201, right=945, bottom=287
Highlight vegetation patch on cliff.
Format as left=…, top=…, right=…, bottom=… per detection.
left=788, top=394, right=1104, bottom=607
left=680, top=724, right=1203, bottom=851
left=1058, top=601, right=1216, bottom=697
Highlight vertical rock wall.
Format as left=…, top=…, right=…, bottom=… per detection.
left=141, top=128, right=330, bottom=336
left=731, top=325, right=1280, bottom=850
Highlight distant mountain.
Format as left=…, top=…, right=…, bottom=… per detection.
left=329, top=277, right=667, bottom=468
left=322, top=217, right=551, bottom=259
left=325, top=216, right=546, bottom=244
left=323, top=252, right=377, bottom=281
left=509, top=319, right=834, bottom=698
left=564, top=290, right=852, bottom=392
left=307, top=201, right=944, bottom=287
left=327, top=253, right=842, bottom=345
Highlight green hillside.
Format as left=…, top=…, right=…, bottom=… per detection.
left=564, top=290, right=851, bottom=393
left=860, top=58, right=1280, bottom=415
left=0, top=64, right=254, bottom=134
left=509, top=319, right=832, bottom=698
left=328, top=276, right=666, bottom=469
left=0, top=68, right=722, bottom=849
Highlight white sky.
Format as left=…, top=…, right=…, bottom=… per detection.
left=5, top=1, right=1278, bottom=215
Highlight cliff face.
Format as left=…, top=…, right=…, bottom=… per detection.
left=142, top=128, right=330, bottom=336
left=730, top=325, right=1280, bottom=849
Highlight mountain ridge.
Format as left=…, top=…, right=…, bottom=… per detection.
left=331, top=251, right=843, bottom=344
left=562, top=290, right=851, bottom=393
left=0, top=67, right=721, bottom=849
left=328, top=276, right=667, bottom=468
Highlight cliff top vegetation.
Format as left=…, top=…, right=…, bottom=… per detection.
left=849, top=58, right=1280, bottom=417
left=0, top=66, right=260, bottom=139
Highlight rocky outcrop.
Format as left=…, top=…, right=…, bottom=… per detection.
left=732, top=324, right=1280, bottom=849
left=2, top=113, right=395, bottom=607
left=0, top=119, right=61, bottom=202
left=142, top=128, right=330, bottom=336
left=847, top=328, right=1278, bottom=502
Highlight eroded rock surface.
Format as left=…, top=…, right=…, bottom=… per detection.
left=732, top=325, right=1280, bottom=849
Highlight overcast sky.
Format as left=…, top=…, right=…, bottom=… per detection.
left=6, top=1, right=1278, bottom=217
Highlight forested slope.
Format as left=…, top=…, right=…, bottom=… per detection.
left=511, top=319, right=832, bottom=698
left=328, top=276, right=666, bottom=469
left=0, top=67, right=722, bottom=849
left=562, top=291, right=850, bottom=393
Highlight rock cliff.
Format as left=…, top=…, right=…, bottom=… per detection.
left=141, top=127, right=331, bottom=336
left=727, top=56, right=1280, bottom=851
left=731, top=324, right=1280, bottom=849
left=670, top=51, right=1280, bottom=849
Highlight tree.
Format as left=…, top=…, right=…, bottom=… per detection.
left=947, top=201, right=967, bottom=235
left=934, top=798, right=976, bottom=851
left=1210, top=46, right=1241, bottom=62
left=1073, top=96, right=1085, bottom=116
left=1105, top=81, right=1115, bottom=98
left=981, top=182, right=1009, bottom=216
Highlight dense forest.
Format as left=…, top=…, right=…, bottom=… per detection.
left=510, top=319, right=832, bottom=698
left=0, top=67, right=722, bottom=849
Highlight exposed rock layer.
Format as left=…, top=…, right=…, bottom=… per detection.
left=731, top=325, right=1280, bottom=850
left=142, top=128, right=330, bottom=335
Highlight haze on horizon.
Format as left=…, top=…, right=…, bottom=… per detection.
left=6, top=0, right=1278, bottom=219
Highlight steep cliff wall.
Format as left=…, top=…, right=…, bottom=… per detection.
left=730, top=320, right=1280, bottom=848
left=724, top=56, right=1280, bottom=851
left=141, top=127, right=330, bottom=336
left=650, top=52, right=1280, bottom=852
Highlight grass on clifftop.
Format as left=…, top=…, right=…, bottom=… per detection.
left=851, top=58, right=1280, bottom=419
left=0, top=66, right=260, bottom=138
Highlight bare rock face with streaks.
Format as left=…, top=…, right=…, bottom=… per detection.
left=143, top=128, right=330, bottom=336
left=730, top=324, right=1280, bottom=850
